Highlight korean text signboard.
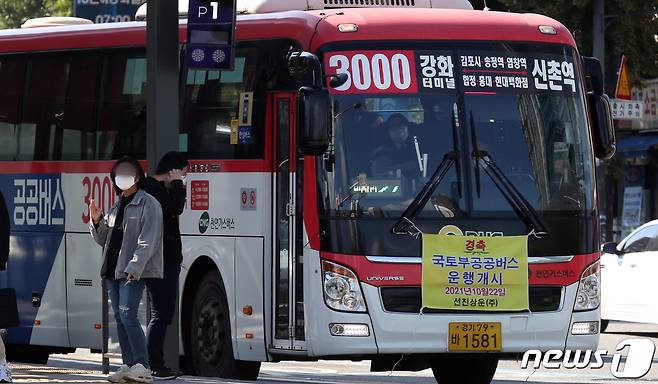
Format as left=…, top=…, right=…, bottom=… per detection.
left=422, top=234, right=529, bottom=311
left=325, top=50, right=578, bottom=96
left=611, top=99, right=644, bottom=120
left=75, top=0, right=145, bottom=23
left=187, top=0, right=236, bottom=71
left=621, top=186, right=644, bottom=238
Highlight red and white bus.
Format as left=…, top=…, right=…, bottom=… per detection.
left=0, top=1, right=615, bottom=383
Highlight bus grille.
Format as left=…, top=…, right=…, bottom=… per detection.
left=380, top=286, right=563, bottom=313
left=324, top=0, right=417, bottom=7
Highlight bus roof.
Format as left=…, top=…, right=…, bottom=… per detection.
left=0, top=8, right=576, bottom=54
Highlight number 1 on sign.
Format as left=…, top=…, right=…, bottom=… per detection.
left=211, top=1, right=218, bottom=19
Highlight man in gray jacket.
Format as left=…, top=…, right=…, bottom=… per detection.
left=90, top=156, right=163, bottom=384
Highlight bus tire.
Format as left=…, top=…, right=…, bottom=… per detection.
left=5, top=344, right=49, bottom=365
left=600, top=319, right=609, bottom=333
left=431, top=355, right=498, bottom=384
left=186, top=270, right=260, bottom=380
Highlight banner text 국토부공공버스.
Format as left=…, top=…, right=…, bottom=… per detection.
left=422, top=234, right=529, bottom=311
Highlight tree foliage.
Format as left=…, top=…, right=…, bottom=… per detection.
left=0, top=0, right=71, bottom=29
left=471, top=0, right=658, bottom=90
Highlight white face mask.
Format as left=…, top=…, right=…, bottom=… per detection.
left=115, top=175, right=136, bottom=191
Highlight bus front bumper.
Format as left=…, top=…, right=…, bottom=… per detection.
left=305, top=282, right=599, bottom=356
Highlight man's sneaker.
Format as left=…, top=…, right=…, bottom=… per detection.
left=151, top=366, right=179, bottom=380
left=0, top=362, right=12, bottom=383
left=124, top=364, right=153, bottom=383
left=107, top=364, right=130, bottom=383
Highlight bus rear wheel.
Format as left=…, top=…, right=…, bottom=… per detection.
left=5, top=345, right=49, bottom=365
left=431, top=355, right=498, bottom=384
left=186, top=270, right=260, bottom=381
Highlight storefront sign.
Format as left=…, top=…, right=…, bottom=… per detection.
left=621, top=186, right=644, bottom=238
left=612, top=99, right=644, bottom=120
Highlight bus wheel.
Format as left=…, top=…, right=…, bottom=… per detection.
left=431, top=355, right=498, bottom=384
left=187, top=270, right=260, bottom=380
left=600, top=319, right=609, bottom=333
left=5, top=345, right=49, bottom=365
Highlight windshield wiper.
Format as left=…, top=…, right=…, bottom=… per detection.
left=469, top=110, right=483, bottom=198
left=452, top=110, right=463, bottom=198
left=480, top=154, right=548, bottom=234
left=391, top=151, right=457, bottom=235
left=468, top=111, right=548, bottom=234
left=391, top=110, right=463, bottom=236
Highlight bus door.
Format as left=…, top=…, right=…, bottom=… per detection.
left=271, top=92, right=306, bottom=351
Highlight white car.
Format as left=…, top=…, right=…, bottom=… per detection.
left=600, top=220, right=658, bottom=331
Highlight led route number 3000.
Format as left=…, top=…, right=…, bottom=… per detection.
left=326, top=51, right=419, bottom=94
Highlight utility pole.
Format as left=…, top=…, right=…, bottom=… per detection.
left=146, top=0, right=180, bottom=372
left=592, top=0, right=615, bottom=243
left=592, top=0, right=605, bottom=71
left=147, top=1, right=180, bottom=172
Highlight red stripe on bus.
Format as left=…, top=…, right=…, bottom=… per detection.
left=528, top=252, right=599, bottom=286
left=0, top=159, right=272, bottom=174
left=304, top=156, right=321, bottom=251
left=321, top=251, right=600, bottom=287
left=322, top=252, right=421, bottom=286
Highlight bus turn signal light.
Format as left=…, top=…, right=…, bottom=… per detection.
left=243, top=305, right=253, bottom=316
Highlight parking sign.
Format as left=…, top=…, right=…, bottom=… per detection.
left=187, top=0, right=236, bottom=71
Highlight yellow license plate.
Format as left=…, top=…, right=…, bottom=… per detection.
left=448, top=322, right=502, bottom=351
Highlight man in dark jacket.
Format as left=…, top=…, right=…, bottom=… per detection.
left=0, top=191, right=8, bottom=272
left=143, top=152, right=188, bottom=380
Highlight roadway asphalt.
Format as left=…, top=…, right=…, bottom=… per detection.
left=8, top=321, right=658, bottom=383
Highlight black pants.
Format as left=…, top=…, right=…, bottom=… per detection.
left=146, top=263, right=181, bottom=370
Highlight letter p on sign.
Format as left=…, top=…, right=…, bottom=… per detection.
left=196, top=2, right=218, bottom=19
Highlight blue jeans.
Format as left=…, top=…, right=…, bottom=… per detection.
left=146, top=263, right=181, bottom=369
left=106, top=278, right=149, bottom=368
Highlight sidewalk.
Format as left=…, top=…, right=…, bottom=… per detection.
left=9, top=361, right=108, bottom=383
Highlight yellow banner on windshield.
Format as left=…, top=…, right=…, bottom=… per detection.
left=422, top=234, right=529, bottom=311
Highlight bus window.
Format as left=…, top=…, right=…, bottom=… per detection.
left=97, top=50, right=147, bottom=160
left=181, top=40, right=298, bottom=160
left=20, top=55, right=70, bottom=161
left=0, top=57, right=27, bottom=161
left=61, top=53, right=102, bottom=160
left=182, top=48, right=264, bottom=160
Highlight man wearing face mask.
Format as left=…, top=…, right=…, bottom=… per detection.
left=371, top=113, right=422, bottom=180
left=142, top=152, right=188, bottom=380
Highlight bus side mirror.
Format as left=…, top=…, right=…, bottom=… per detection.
left=601, top=242, right=621, bottom=255
left=583, top=57, right=616, bottom=160
left=588, top=92, right=616, bottom=160
left=298, top=87, right=331, bottom=156
left=289, top=51, right=323, bottom=89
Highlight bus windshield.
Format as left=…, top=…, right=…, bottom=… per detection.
left=319, top=43, right=595, bottom=222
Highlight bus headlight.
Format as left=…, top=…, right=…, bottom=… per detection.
left=322, top=260, right=366, bottom=312
left=574, top=261, right=600, bottom=311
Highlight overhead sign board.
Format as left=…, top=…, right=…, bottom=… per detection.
left=187, top=0, right=236, bottom=71
left=611, top=99, right=644, bottom=120
left=74, top=0, right=145, bottom=23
